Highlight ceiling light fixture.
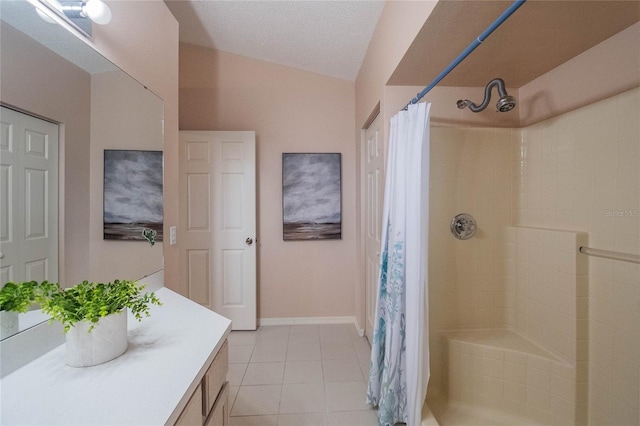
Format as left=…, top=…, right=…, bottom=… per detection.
left=64, top=0, right=112, bottom=25
left=34, top=0, right=112, bottom=36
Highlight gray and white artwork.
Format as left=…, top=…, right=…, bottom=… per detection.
left=282, top=153, right=341, bottom=240
left=103, top=150, right=163, bottom=241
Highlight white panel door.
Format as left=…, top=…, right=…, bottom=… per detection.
left=364, top=113, right=383, bottom=343
left=179, top=132, right=213, bottom=308
left=0, top=106, right=58, bottom=286
left=179, top=131, right=256, bottom=330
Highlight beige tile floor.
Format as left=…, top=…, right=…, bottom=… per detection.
left=227, top=324, right=378, bottom=426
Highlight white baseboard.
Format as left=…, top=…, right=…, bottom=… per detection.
left=353, top=318, right=365, bottom=337
left=258, top=316, right=364, bottom=336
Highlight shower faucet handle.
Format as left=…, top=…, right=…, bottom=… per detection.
left=451, top=213, right=477, bottom=240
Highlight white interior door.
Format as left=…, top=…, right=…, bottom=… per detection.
left=179, top=131, right=256, bottom=330
left=364, top=113, right=383, bottom=343
left=0, top=106, right=58, bottom=286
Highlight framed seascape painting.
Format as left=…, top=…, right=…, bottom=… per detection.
left=282, top=153, right=341, bottom=241
left=103, top=150, right=164, bottom=241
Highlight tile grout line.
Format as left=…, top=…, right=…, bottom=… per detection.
left=229, top=325, right=375, bottom=421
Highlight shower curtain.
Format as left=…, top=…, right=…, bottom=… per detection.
left=367, top=102, right=431, bottom=426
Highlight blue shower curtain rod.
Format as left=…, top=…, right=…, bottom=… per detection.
left=402, top=0, right=527, bottom=111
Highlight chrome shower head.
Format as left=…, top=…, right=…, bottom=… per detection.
left=456, top=99, right=470, bottom=110
left=496, top=94, right=516, bottom=112
left=456, top=78, right=516, bottom=113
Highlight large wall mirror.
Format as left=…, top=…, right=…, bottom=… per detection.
left=0, top=0, right=164, bottom=340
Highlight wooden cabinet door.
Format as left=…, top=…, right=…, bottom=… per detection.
left=175, top=384, right=203, bottom=426
left=204, top=383, right=229, bottom=426
left=204, top=340, right=228, bottom=415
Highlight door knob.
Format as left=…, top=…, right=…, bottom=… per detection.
left=245, top=238, right=253, bottom=246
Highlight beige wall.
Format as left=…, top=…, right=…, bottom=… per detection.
left=1, top=24, right=92, bottom=287
left=179, top=45, right=357, bottom=319
left=89, top=71, right=164, bottom=282
left=355, top=1, right=438, bottom=128
left=519, top=22, right=640, bottom=127
left=354, top=0, right=438, bottom=329
left=383, top=21, right=640, bottom=131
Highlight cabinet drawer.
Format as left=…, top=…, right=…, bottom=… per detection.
left=204, top=382, right=229, bottom=426
left=175, top=384, right=203, bottom=426
left=203, top=339, right=228, bottom=416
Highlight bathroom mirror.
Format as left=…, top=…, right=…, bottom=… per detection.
left=0, top=0, right=164, bottom=340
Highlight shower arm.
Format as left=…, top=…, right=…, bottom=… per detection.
left=458, top=78, right=509, bottom=112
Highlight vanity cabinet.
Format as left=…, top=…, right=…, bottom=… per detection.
left=176, top=339, right=229, bottom=426
left=1, top=288, right=232, bottom=426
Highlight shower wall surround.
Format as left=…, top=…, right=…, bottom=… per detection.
left=516, top=87, right=640, bottom=426
left=429, top=127, right=514, bottom=330
left=428, top=87, right=639, bottom=426
left=427, top=126, right=516, bottom=417
left=435, top=226, right=589, bottom=425
left=508, top=226, right=588, bottom=364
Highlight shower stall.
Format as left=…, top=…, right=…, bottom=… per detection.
left=364, top=1, right=639, bottom=423
left=424, top=85, right=640, bottom=425
left=374, top=1, right=640, bottom=423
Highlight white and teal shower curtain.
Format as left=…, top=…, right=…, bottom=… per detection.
left=367, top=102, right=431, bottom=426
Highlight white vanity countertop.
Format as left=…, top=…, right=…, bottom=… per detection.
left=0, top=287, right=232, bottom=425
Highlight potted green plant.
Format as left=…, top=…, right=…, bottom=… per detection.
left=0, top=280, right=43, bottom=339
left=39, top=279, right=161, bottom=332
left=0, top=280, right=43, bottom=312
left=0, top=279, right=161, bottom=367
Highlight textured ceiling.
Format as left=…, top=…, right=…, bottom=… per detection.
left=166, top=0, right=639, bottom=86
left=164, top=0, right=385, bottom=81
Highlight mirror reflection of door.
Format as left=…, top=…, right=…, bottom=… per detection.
left=0, top=106, right=59, bottom=288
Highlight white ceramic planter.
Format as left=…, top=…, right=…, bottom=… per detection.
left=65, top=309, right=128, bottom=367
left=0, top=310, right=19, bottom=340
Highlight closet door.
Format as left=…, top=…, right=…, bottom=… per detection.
left=364, top=113, right=383, bottom=343
left=0, top=106, right=58, bottom=286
